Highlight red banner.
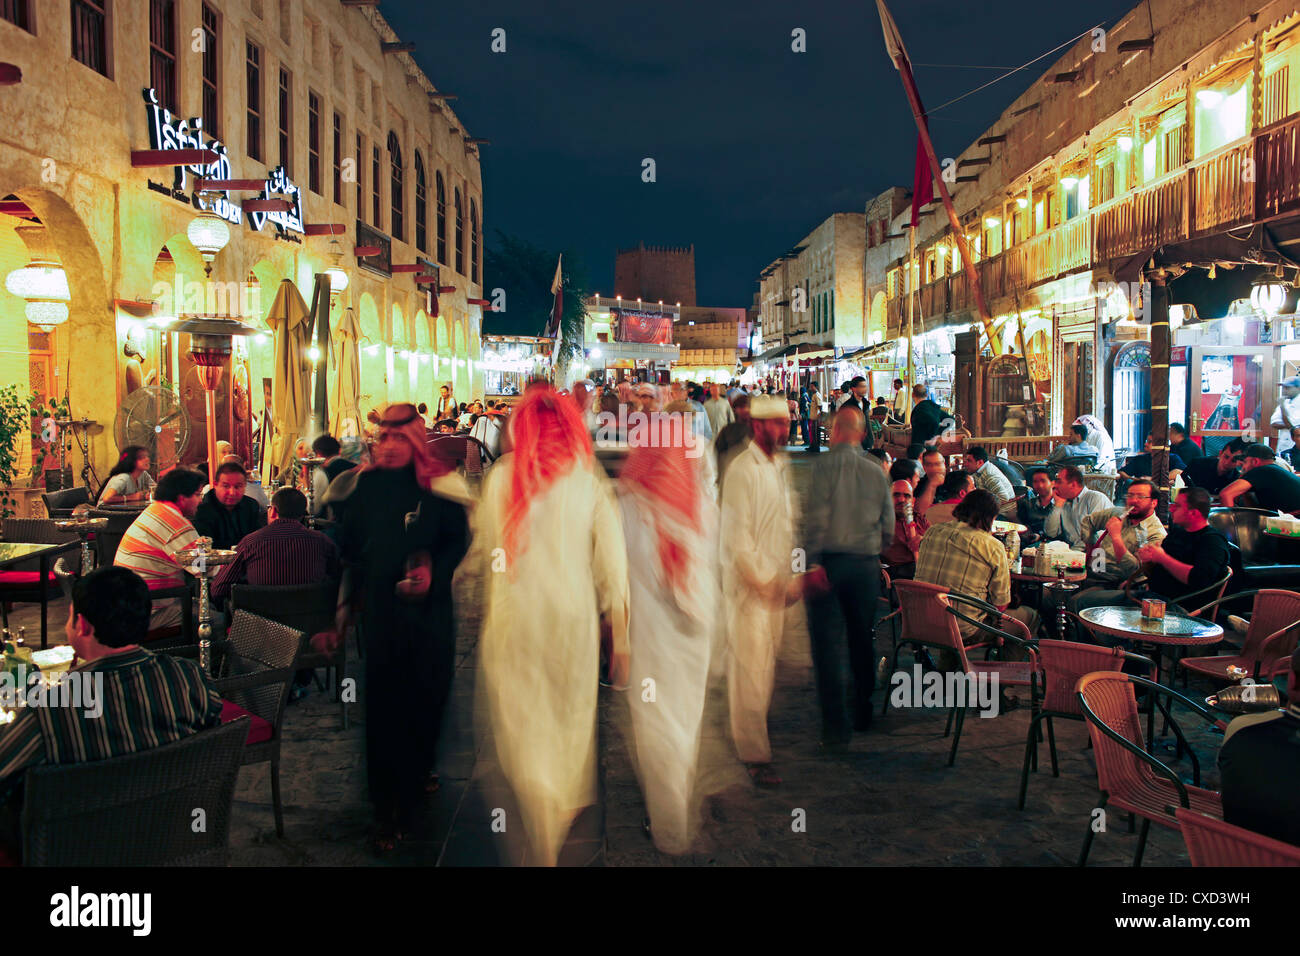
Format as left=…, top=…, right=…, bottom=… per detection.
left=617, top=309, right=672, bottom=344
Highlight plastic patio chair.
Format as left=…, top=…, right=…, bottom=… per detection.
left=1017, top=638, right=1153, bottom=811
left=20, top=717, right=248, bottom=866
left=1178, top=589, right=1300, bottom=685
left=1075, top=671, right=1226, bottom=867
left=1175, top=809, right=1300, bottom=867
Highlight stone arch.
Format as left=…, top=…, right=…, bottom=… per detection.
left=357, top=291, right=385, bottom=413
left=869, top=291, right=887, bottom=344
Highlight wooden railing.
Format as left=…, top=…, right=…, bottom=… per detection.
left=1190, top=139, right=1254, bottom=235
left=1094, top=170, right=1188, bottom=262
left=1257, top=114, right=1300, bottom=220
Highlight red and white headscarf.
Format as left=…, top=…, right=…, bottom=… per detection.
left=367, top=403, right=454, bottom=488
left=502, top=383, right=592, bottom=564
left=619, top=437, right=702, bottom=595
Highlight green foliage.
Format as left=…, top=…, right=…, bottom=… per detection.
left=0, top=385, right=33, bottom=519
left=482, top=231, right=590, bottom=375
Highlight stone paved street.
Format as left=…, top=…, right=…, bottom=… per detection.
left=8, top=452, right=1229, bottom=866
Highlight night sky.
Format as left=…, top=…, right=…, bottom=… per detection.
left=383, top=0, right=1140, bottom=308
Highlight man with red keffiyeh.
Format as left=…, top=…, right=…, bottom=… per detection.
left=475, top=382, right=630, bottom=866
left=333, top=403, right=470, bottom=852
left=617, top=400, right=719, bottom=854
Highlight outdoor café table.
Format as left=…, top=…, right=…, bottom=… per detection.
left=1010, top=569, right=1086, bottom=640
left=1078, top=605, right=1223, bottom=744
left=0, top=540, right=78, bottom=649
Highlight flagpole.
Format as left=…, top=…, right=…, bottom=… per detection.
left=877, top=0, right=1001, bottom=356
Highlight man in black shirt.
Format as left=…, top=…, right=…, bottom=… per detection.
left=1120, top=434, right=1186, bottom=483
left=1136, top=487, right=1231, bottom=602
left=1217, top=645, right=1300, bottom=847
left=1182, top=443, right=1242, bottom=497
left=839, top=376, right=874, bottom=451
left=1220, top=443, right=1300, bottom=514
left=1169, top=422, right=1203, bottom=462
left=908, top=383, right=949, bottom=447
left=193, top=462, right=266, bottom=550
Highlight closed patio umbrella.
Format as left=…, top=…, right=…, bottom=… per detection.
left=265, top=278, right=312, bottom=479
left=331, top=305, right=362, bottom=440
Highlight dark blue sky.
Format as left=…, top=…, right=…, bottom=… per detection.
left=384, top=0, right=1139, bottom=307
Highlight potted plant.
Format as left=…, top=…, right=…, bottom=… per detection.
left=0, top=384, right=32, bottom=520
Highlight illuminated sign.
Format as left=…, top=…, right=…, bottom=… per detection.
left=143, top=88, right=302, bottom=239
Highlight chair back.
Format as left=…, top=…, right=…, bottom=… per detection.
left=219, top=610, right=303, bottom=727
left=1240, top=589, right=1300, bottom=671
left=230, top=580, right=339, bottom=640
left=0, top=519, right=77, bottom=576
left=893, top=579, right=969, bottom=669
left=1076, top=671, right=1149, bottom=795
left=88, top=508, right=141, bottom=566
left=41, top=486, right=91, bottom=519
left=20, top=717, right=247, bottom=866
left=1176, top=809, right=1300, bottom=866
left=1036, top=640, right=1127, bottom=715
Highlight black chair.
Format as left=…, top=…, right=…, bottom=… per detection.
left=40, top=486, right=90, bottom=519
left=230, top=580, right=346, bottom=727
left=1208, top=507, right=1300, bottom=591
left=21, top=717, right=248, bottom=866
left=87, top=507, right=141, bottom=568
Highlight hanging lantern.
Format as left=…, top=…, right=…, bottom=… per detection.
left=6, top=257, right=71, bottom=331
left=187, top=206, right=231, bottom=276
left=324, top=238, right=349, bottom=293
left=1249, top=273, right=1288, bottom=315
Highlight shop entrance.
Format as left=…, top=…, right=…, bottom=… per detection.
left=1188, top=345, right=1275, bottom=455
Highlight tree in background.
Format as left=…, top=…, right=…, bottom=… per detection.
left=483, top=231, right=590, bottom=382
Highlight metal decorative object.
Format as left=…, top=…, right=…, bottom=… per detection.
left=53, top=514, right=108, bottom=575
left=179, top=538, right=238, bottom=675
left=1044, top=568, right=1079, bottom=641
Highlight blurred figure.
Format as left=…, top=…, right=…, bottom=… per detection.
left=476, top=385, right=629, bottom=865
left=703, top=382, right=735, bottom=437
left=618, top=423, right=718, bottom=854
left=714, top=393, right=752, bottom=492
left=721, top=394, right=798, bottom=787
left=1073, top=414, right=1116, bottom=473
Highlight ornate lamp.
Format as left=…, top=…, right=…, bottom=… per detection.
left=5, top=224, right=70, bottom=331
left=324, top=238, right=349, bottom=296
left=187, top=203, right=231, bottom=277
left=1249, top=272, right=1288, bottom=315
left=163, top=315, right=255, bottom=485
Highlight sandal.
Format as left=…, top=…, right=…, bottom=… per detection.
left=425, top=772, right=441, bottom=794
left=371, top=825, right=404, bottom=854
left=746, top=763, right=782, bottom=787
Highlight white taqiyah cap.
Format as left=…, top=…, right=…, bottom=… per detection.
left=750, top=394, right=790, bottom=420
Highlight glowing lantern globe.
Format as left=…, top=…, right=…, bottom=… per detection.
left=5, top=258, right=70, bottom=331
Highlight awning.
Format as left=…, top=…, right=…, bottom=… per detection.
left=597, top=341, right=680, bottom=362
left=754, top=344, right=795, bottom=363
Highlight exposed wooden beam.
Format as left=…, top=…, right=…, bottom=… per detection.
left=413, top=275, right=439, bottom=284
left=243, top=198, right=292, bottom=212
left=1012, top=102, right=1040, bottom=116
left=465, top=138, right=491, bottom=146
left=1117, top=38, right=1155, bottom=53
left=340, top=0, right=380, bottom=6
left=131, top=148, right=216, bottom=167
left=391, top=264, right=424, bottom=273
left=354, top=246, right=383, bottom=257
left=381, top=42, right=416, bottom=55
left=959, top=156, right=992, bottom=167
left=437, top=285, right=457, bottom=293
left=956, top=175, right=980, bottom=182
left=196, top=178, right=268, bottom=191
left=0, top=63, right=21, bottom=85
left=1051, top=71, right=1081, bottom=83
left=303, top=223, right=347, bottom=236
left=0, top=200, right=35, bottom=217
left=428, top=93, right=458, bottom=101
left=978, top=134, right=1006, bottom=145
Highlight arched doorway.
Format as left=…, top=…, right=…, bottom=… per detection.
left=1112, top=341, right=1151, bottom=459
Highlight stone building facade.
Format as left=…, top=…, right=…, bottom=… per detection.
left=0, top=0, right=484, bottom=491
left=613, top=242, right=696, bottom=307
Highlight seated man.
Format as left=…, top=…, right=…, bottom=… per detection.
left=1016, top=468, right=1056, bottom=543
left=1217, top=644, right=1300, bottom=847
left=114, top=467, right=205, bottom=628
left=1119, top=434, right=1187, bottom=485
left=311, top=434, right=359, bottom=513
left=1043, top=465, right=1112, bottom=549
left=926, top=469, right=974, bottom=525
left=915, top=490, right=1039, bottom=666
left=1047, top=424, right=1100, bottom=465
left=0, top=566, right=222, bottom=858
left=889, top=457, right=922, bottom=490
left=881, top=479, right=927, bottom=580
left=193, top=461, right=266, bottom=551
left=1075, top=480, right=1167, bottom=586
left=914, top=448, right=947, bottom=519
left=1283, top=427, right=1300, bottom=470
left=211, top=487, right=341, bottom=605
left=1169, top=422, right=1204, bottom=463
left=963, top=445, right=1017, bottom=519
left=1182, top=439, right=1244, bottom=497
left=1219, top=443, right=1300, bottom=513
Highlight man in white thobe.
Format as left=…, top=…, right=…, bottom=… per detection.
left=720, top=394, right=799, bottom=786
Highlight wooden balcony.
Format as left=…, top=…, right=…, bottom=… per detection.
left=1257, top=114, right=1300, bottom=220
left=1190, top=138, right=1254, bottom=235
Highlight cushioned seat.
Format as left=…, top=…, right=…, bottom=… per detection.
left=219, top=699, right=274, bottom=745
left=1209, top=508, right=1300, bottom=591
left=0, top=571, right=57, bottom=587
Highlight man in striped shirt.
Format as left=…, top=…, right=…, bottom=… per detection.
left=210, top=487, right=340, bottom=604
left=114, top=468, right=205, bottom=628
left=0, top=567, right=222, bottom=856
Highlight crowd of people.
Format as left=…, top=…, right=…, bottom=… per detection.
left=1, top=371, right=1296, bottom=865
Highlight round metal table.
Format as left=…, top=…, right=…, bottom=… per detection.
left=1078, top=605, right=1223, bottom=742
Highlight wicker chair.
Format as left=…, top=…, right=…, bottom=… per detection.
left=0, top=518, right=79, bottom=640
left=1076, top=671, right=1226, bottom=867
left=1175, top=809, right=1300, bottom=867
left=1177, top=589, right=1300, bottom=685
left=87, top=507, right=142, bottom=567
left=211, top=610, right=303, bottom=837
left=1017, top=638, right=1153, bottom=811
left=40, top=486, right=90, bottom=519
left=230, top=579, right=347, bottom=728
left=20, top=717, right=248, bottom=866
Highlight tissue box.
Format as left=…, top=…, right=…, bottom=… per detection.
left=1264, top=515, right=1300, bottom=535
